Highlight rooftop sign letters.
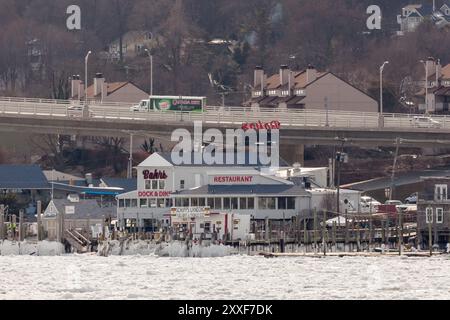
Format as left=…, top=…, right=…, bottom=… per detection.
left=241, top=120, right=281, bottom=131
left=138, top=191, right=171, bottom=198
left=143, top=169, right=168, bottom=180
left=213, top=176, right=253, bottom=183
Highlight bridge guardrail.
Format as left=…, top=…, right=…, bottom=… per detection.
left=1, top=96, right=450, bottom=131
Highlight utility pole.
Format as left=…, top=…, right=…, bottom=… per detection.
left=84, top=51, right=92, bottom=105
left=379, top=61, right=389, bottom=128
left=336, top=138, right=346, bottom=215
left=389, top=137, right=401, bottom=200
left=127, top=132, right=134, bottom=179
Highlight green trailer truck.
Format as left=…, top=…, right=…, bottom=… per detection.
left=130, top=96, right=206, bottom=112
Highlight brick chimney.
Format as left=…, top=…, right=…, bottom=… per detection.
left=426, top=57, right=436, bottom=79
left=279, top=65, right=289, bottom=86
left=436, top=59, right=442, bottom=87
left=288, top=71, right=295, bottom=90
left=254, top=66, right=265, bottom=91
left=78, top=81, right=85, bottom=100
left=306, top=64, right=317, bottom=84
left=70, top=75, right=81, bottom=98
left=94, top=73, right=105, bottom=96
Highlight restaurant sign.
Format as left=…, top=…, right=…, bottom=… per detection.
left=211, top=175, right=254, bottom=184
left=138, top=190, right=171, bottom=198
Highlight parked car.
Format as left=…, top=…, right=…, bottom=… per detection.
left=384, top=200, right=403, bottom=206
left=410, top=116, right=441, bottom=128
left=404, top=193, right=417, bottom=204
left=67, top=105, right=83, bottom=117
left=360, top=196, right=381, bottom=212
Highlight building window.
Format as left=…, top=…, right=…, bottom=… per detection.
left=145, top=180, right=151, bottom=190
left=435, top=184, right=447, bottom=201
left=436, top=208, right=444, bottom=224
left=248, top=197, right=255, bottom=209
left=278, top=197, right=287, bottom=210
left=152, top=180, right=158, bottom=190
left=166, top=198, right=172, bottom=208
left=140, top=198, right=148, bottom=208
left=223, top=198, right=231, bottom=210
left=159, top=180, right=165, bottom=190
left=181, top=198, right=189, bottom=207
left=231, top=198, right=238, bottom=209
left=180, top=180, right=185, bottom=190
left=287, top=197, right=295, bottom=209
left=199, top=198, right=206, bottom=207
left=214, top=198, right=222, bottom=210
left=240, top=198, right=247, bottom=210
left=131, top=199, right=138, bottom=208
left=149, top=198, right=157, bottom=208
left=125, top=199, right=131, bottom=207
left=259, top=197, right=276, bottom=210
left=207, top=198, right=214, bottom=208
left=119, top=199, right=125, bottom=208
left=191, top=198, right=199, bottom=207
left=157, top=198, right=165, bottom=208
left=426, top=207, right=433, bottom=223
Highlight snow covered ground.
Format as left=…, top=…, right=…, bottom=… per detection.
left=1, top=254, right=450, bottom=300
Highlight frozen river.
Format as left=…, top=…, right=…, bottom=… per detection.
left=1, top=254, right=450, bottom=300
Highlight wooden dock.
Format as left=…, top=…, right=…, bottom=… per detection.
left=258, top=251, right=443, bottom=258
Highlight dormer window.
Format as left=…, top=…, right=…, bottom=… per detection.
left=268, top=90, right=277, bottom=96
left=252, top=91, right=262, bottom=97
left=294, top=89, right=305, bottom=96
left=281, top=90, right=290, bottom=96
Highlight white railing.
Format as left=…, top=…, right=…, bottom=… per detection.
left=0, top=96, right=449, bottom=131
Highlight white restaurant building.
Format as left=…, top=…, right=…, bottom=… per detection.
left=116, top=152, right=360, bottom=240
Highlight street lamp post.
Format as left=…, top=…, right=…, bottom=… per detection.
left=144, top=48, right=153, bottom=96
left=379, top=61, right=389, bottom=128
left=84, top=51, right=92, bottom=105
left=420, top=59, right=430, bottom=115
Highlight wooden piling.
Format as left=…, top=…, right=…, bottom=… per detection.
left=303, top=219, right=307, bottom=248
left=36, top=201, right=42, bottom=241
left=322, top=210, right=327, bottom=256
left=344, top=210, right=349, bottom=250
left=355, top=218, right=360, bottom=252
left=369, top=215, right=373, bottom=251
left=313, top=209, right=318, bottom=252
left=332, top=221, right=337, bottom=251
left=428, top=221, right=433, bottom=256
left=398, top=210, right=403, bottom=256
left=0, top=205, right=4, bottom=240
left=19, top=209, right=24, bottom=242
left=12, top=214, right=17, bottom=241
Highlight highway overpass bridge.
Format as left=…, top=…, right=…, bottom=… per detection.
left=1, top=96, right=450, bottom=165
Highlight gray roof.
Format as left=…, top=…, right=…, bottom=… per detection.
left=342, top=167, right=450, bottom=192
left=173, top=184, right=311, bottom=197
left=157, top=152, right=291, bottom=168
left=51, top=182, right=123, bottom=196
left=101, top=177, right=137, bottom=193
left=0, top=165, right=49, bottom=189
left=49, top=199, right=116, bottom=219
